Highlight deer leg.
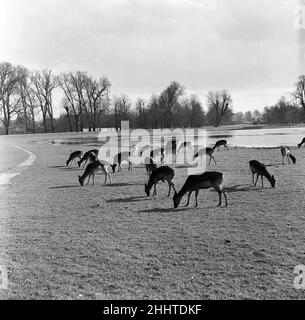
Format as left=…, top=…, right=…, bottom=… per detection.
left=92, top=173, right=95, bottom=186
left=217, top=190, right=222, bottom=207
left=208, top=156, right=211, bottom=165
left=223, top=190, right=228, bottom=207
left=185, top=191, right=192, bottom=207
left=87, top=175, right=91, bottom=185
left=153, top=184, right=157, bottom=197
left=167, top=181, right=171, bottom=197
left=261, top=176, right=264, bottom=188
left=195, top=190, right=199, bottom=207
left=212, top=156, right=216, bottom=165
left=287, top=155, right=290, bottom=164
left=254, top=174, right=259, bottom=187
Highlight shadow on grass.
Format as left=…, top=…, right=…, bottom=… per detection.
left=138, top=207, right=190, bottom=213
left=225, top=185, right=251, bottom=193
left=58, top=167, right=81, bottom=171
left=224, top=184, right=274, bottom=192
left=48, top=165, right=67, bottom=168
left=49, top=185, right=80, bottom=189
left=104, top=182, right=143, bottom=187
left=107, top=196, right=150, bottom=203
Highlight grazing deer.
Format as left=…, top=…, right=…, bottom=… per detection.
left=173, top=171, right=227, bottom=208
left=78, top=160, right=111, bottom=186
left=139, top=144, right=151, bottom=156
left=145, top=166, right=175, bottom=197
left=297, top=137, right=305, bottom=148
left=177, top=141, right=193, bottom=153
left=249, top=160, right=275, bottom=188
left=144, top=157, right=158, bottom=177
left=280, top=146, right=296, bottom=165
left=214, top=139, right=228, bottom=151
left=78, top=150, right=98, bottom=168
left=150, top=148, right=165, bottom=164
left=193, top=147, right=216, bottom=165
left=110, top=151, right=133, bottom=172
left=66, top=151, right=83, bottom=167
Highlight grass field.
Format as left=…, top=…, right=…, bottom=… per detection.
left=0, top=132, right=305, bottom=299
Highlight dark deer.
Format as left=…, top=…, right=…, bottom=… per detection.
left=173, top=171, right=227, bottom=208
left=145, top=166, right=175, bottom=197
left=66, top=151, right=83, bottom=167
left=249, top=160, right=275, bottom=188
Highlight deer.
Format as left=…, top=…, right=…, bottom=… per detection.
left=139, top=144, right=151, bottom=156
left=297, top=138, right=305, bottom=148
left=193, top=147, right=216, bottom=165
left=150, top=147, right=165, bottom=164
left=145, top=166, right=175, bottom=197
left=66, top=151, right=83, bottom=167
left=78, top=160, right=112, bottom=186
left=214, top=139, right=228, bottom=151
left=110, top=151, right=133, bottom=173
left=143, top=157, right=158, bottom=177
left=78, top=150, right=98, bottom=168
left=280, top=146, right=296, bottom=165
left=249, top=160, right=275, bottom=188
left=177, top=141, right=193, bottom=153
left=173, top=171, right=227, bottom=208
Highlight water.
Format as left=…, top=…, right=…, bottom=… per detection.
left=51, top=126, right=305, bottom=148
left=207, top=127, right=305, bottom=148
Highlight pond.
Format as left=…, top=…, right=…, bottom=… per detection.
left=207, top=127, right=305, bottom=148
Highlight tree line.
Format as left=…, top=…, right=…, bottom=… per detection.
left=1, top=61, right=305, bottom=134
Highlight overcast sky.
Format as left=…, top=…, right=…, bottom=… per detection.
left=0, top=0, right=301, bottom=115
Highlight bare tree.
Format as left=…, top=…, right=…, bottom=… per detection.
left=62, top=98, right=73, bottom=132
left=292, top=75, right=305, bottom=113
left=31, top=69, right=58, bottom=133
left=83, top=75, right=111, bottom=131
left=0, top=62, right=24, bottom=135
left=135, top=98, right=146, bottom=128
left=159, top=81, right=184, bottom=128
left=206, top=90, right=233, bottom=127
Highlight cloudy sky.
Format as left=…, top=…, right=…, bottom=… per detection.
left=0, top=0, right=302, bottom=115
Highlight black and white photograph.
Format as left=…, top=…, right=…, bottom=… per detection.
left=1, top=0, right=305, bottom=307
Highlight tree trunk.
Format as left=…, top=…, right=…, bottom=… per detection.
left=50, top=116, right=54, bottom=133
left=42, top=114, right=47, bottom=133
left=65, top=107, right=73, bottom=132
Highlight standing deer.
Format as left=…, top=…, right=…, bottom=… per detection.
left=297, top=138, right=305, bottom=148
left=66, top=151, right=83, bottom=167
left=78, top=160, right=112, bottom=186
left=280, top=146, right=296, bottom=165
left=177, top=141, right=193, bottom=153
left=78, top=150, right=98, bottom=168
left=214, top=139, right=228, bottom=151
left=249, top=160, right=275, bottom=188
left=193, top=147, right=216, bottom=165
left=110, top=151, right=133, bottom=172
left=173, top=171, right=227, bottom=208
left=145, top=166, right=175, bottom=197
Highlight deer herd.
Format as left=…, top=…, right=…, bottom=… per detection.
left=65, top=136, right=305, bottom=209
